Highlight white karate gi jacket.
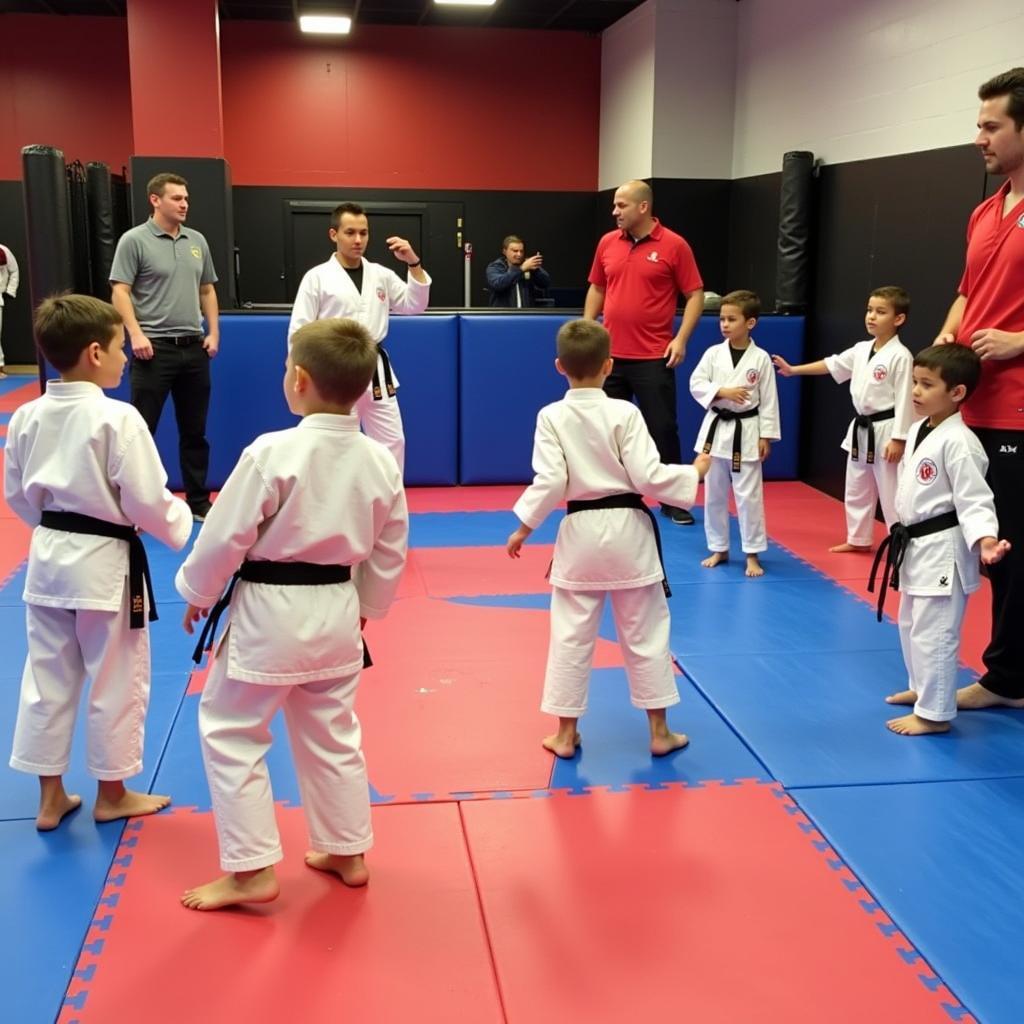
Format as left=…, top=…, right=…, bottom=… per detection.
left=690, top=340, right=781, bottom=460
left=513, top=389, right=699, bottom=590
left=0, top=244, right=18, bottom=304
left=4, top=381, right=192, bottom=610
left=825, top=337, right=914, bottom=452
left=895, top=413, right=998, bottom=596
left=175, top=414, right=408, bottom=684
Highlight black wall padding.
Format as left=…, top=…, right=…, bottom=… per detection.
left=86, top=162, right=116, bottom=301
left=775, top=150, right=815, bottom=313
left=67, top=160, right=92, bottom=295
left=22, top=145, right=75, bottom=383
left=112, top=168, right=131, bottom=242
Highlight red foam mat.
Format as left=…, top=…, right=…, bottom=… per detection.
left=406, top=485, right=526, bottom=513
left=60, top=803, right=504, bottom=1024
left=0, top=380, right=41, bottom=413
left=462, top=782, right=964, bottom=1023
left=409, top=544, right=556, bottom=598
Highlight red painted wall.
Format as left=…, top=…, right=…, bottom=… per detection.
left=221, top=22, right=600, bottom=190
left=0, top=15, right=134, bottom=180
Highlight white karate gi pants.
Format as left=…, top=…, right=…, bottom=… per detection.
left=703, top=456, right=766, bottom=554
left=542, top=583, right=679, bottom=716
left=10, top=585, right=150, bottom=780
left=354, top=367, right=405, bottom=474
left=897, top=572, right=967, bottom=722
left=845, top=447, right=899, bottom=546
left=199, top=653, right=372, bottom=872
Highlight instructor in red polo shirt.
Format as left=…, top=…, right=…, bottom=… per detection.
left=584, top=180, right=705, bottom=525
left=936, top=68, right=1024, bottom=712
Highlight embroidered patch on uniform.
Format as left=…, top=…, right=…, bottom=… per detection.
left=746, top=369, right=758, bottom=384
left=872, top=364, right=887, bottom=382
left=939, top=575, right=949, bottom=586
left=916, top=458, right=938, bottom=484
left=998, top=443, right=1019, bottom=455
left=190, top=246, right=201, bottom=260
left=1018, top=213, right=1024, bottom=229
left=646, top=252, right=660, bottom=263
left=376, top=286, right=386, bottom=302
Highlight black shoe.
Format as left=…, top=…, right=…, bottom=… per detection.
left=190, top=500, right=212, bottom=523
left=660, top=504, right=694, bottom=526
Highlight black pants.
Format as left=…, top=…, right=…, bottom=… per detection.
left=603, top=357, right=681, bottom=465
left=974, top=428, right=1024, bottom=698
left=130, top=341, right=211, bottom=511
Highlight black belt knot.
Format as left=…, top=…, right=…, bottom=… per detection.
left=372, top=344, right=396, bottom=400
left=851, top=408, right=895, bottom=463
left=867, top=510, right=959, bottom=621
left=192, top=560, right=368, bottom=667
left=703, top=406, right=760, bottom=473
left=565, top=493, right=672, bottom=597
left=40, top=511, right=156, bottom=630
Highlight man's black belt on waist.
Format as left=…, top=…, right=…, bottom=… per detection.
left=703, top=406, right=760, bottom=473
left=153, top=334, right=204, bottom=347
left=191, top=560, right=369, bottom=667
left=565, top=493, right=671, bottom=597
left=372, top=344, right=396, bottom=401
left=851, top=408, right=895, bottom=464
left=867, top=510, right=959, bottom=621
left=40, top=511, right=156, bottom=630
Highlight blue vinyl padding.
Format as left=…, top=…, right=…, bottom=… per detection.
left=796, top=780, right=1024, bottom=1024
left=0, top=814, right=127, bottom=1024
left=458, top=314, right=805, bottom=484
left=409, top=509, right=562, bottom=548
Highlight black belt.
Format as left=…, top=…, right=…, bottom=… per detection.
left=371, top=344, right=396, bottom=401
left=703, top=406, right=760, bottom=473
left=851, top=408, right=895, bottom=464
left=40, top=511, right=156, bottom=630
left=191, top=560, right=370, bottom=668
left=566, top=493, right=671, bottom=597
left=153, top=334, right=204, bottom=347
left=867, top=510, right=959, bottom=621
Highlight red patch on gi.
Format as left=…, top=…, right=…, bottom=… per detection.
left=376, top=286, right=387, bottom=302
left=916, top=458, right=938, bottom=484
left=872, top=364, right=887, bottom=382
left=745, top=369, right=758, bottom=384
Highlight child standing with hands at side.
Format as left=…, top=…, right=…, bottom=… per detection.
left=773, top=286, right=914, bottom=552
left=690, top=290, right=780, bottom=577
left=507, top=320, right=709, bottom=759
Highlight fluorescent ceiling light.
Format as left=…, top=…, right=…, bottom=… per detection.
left=299, top=15, right=353, bottom=34
left=435, top=1, right=498, bottom=7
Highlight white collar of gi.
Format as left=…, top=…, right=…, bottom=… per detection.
left=297, top=412, right=362, bottom=431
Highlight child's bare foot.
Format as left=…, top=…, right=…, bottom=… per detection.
left=305, top=851, right=370, bottom=887
left=885, top=689, right=916, bottom=706
left=37, top=791, right=82, bottom=831
left=542, top=731, right=581, bottom=759
left=745, top=554, right=765, bottom=577
left=886, top=713, right=951, bottom=736
left=181, top=867, right=280, bottom=911
left=651, top=731, right=689, bottom=757
left=956, top=682, right=1024, bottom=710
left=701, top=551, right=728, bottom=568
left=94, top=782, right=171, bottom=823
left=829, top=542, right=872, bottom=553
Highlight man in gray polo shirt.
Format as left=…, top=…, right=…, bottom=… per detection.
left=110, top=172, right=219, bottom=520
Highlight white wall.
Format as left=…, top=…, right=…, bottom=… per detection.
left=732, top=0, right=1024, bottom=178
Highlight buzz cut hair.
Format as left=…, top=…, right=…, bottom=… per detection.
left=330, top=202, right=367, bottom=231
left=290, top=318, right=379, bottom=405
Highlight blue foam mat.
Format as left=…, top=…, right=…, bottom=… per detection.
left=681, top=650, right=1024, bottom=787
left=795, top=780, right=1024, bottom=1024
left=0, top=813, right=127, bottom=1024
left=409, top=509, right=562, bottom=548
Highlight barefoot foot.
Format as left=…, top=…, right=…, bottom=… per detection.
left=956, top=682, right=1024, bottom=711
left=304, top=851, right=370, bottom=887
left=701, top=551, right=728, bottom=569
left=37, top=792, right=82, bottom=831
left=885, top=689, right=917, bottom=706
left=828, top=542, right=873, bottom=553
left=650, top=731, right=689, bottom=757
left=745, top=554, right=765, bottom=577
left=181, top=867, right=280, bottom=911
left=94, top=787, right=171, bottom=823
left=542, top=731, right=581, bottom=759
left=886, top=713, right=951, bottom=736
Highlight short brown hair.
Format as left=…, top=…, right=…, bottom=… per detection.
left=556, top=319, right=610, bottom=378
left=914, top=344, right=981, bottom=401
left=330, top=202, right=367, bottom=231
left=34, top=293, right=122, bottom=371
left=147, top=172, right=187, bottom=198
left=290, top=318, right=378, bottom=405
left=979, top=68, right=1024, bottom=130
left=502, top=235, right=523, bottom=250
left=721, top=290, right=761, bottom=320
left=870, top=285, right=910, bottom=317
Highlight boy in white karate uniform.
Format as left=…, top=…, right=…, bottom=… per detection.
left=177, top=317, right=408, bottom=911
left=507, top=320, right=710, bottom=759
left=690, top=290, right=780, bottom=577
left=869, top=344, right=1010, bottom=736
left=288, top=201, right=430, bottom=474
left=5, top=295, right=192, bottom=830
left=773, top=286, right=914, bottom=552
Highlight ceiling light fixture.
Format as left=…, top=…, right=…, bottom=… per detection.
left=299, top=14, right=353, bottom=34
left=435, top=1, right=498, bottom=7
